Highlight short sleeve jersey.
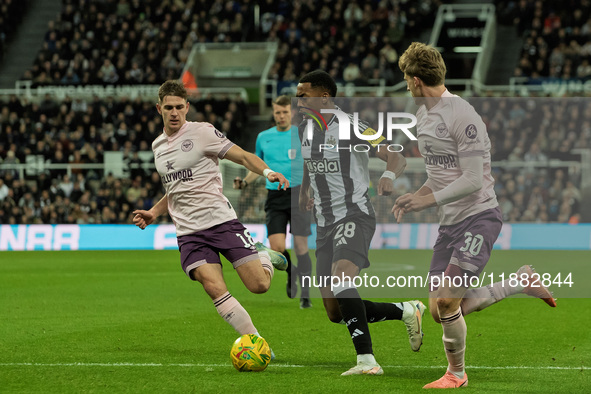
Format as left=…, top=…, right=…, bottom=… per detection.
left=416, top=90, right=498, bottom=225
left=152, top=121, right=237, bottom=236
left=255, top=125, right=303, bottom=189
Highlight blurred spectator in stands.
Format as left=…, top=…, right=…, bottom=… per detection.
left=61, top=68, right=81, bottom=85
left=99, top=59, right=119, bottom=84
left=0, top=179, right=8, bottom=201
left=343, top=62, right=363, bottom=84
left=524, top=142, right=548, bottom=162
left=58, top=175, right=74, bottom=198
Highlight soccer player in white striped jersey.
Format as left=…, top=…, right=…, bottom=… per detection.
left=392, top=42, right=556, bottom=389
left=297, top=70, right=426, bottom=376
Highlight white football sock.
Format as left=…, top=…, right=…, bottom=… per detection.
left=213, top=292, right=257, bottom=335
left=357, top=353, right=377, bottom=365
left=461, top=280, right=523, bottom=315
left=258, top=251, right=274, bottom=280
left=440, top=307, right=466, bottom=379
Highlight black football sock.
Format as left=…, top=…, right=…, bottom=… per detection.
left=363, top=300, right=403, bottom=322
left=334, top=281, right=373, bottom=355
left=281, top=250, right=296, bottom=298
left=296, top=252, right=312, bottom=298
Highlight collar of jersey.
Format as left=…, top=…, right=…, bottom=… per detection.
left=325, top=105, right=341, bottom=129
left=164, top=122, right=188, bottom=140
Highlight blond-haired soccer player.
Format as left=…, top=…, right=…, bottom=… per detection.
left=392, top=42, right=556, bottom=389
left=133, top=80, right=289, bottom=352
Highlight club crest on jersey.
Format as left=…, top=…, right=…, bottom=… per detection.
left=465, top=124, right=477, bottom=139
left=181, top=139, right=194, bottom=152
left=327, top=135, right=337, bottom=146
left=435, top=122, right=448, bottom=138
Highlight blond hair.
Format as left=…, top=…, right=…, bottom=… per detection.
left=398, top=42, right=446, bottom=87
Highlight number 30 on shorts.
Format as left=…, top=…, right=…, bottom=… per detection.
left=236, top=229, right=255, bottom=248
left=459, top=231, right=483, bottom=255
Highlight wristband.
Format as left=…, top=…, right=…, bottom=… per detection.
left=381, top=170, right=396, bottom=181
left=263, top=168, right=275, bottom=179
left=242, top=179, right=248, bottom=188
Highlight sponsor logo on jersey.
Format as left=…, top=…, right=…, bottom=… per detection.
left=435, top=122, right=448, bottom=138
left=423, top=142, right=456, bottom=166
left=161, top=168, right=194, bottom=184
left=465, top=124, right=477, bottom=139
left=166, top=160, right=175, bottom=171
left=305, top=159, right=340, bottom=174
left=181, top=139, right=194, bottom=152
left=424, top=154, right=456, bottom=166
left=214, top=129, right=225, bottom=138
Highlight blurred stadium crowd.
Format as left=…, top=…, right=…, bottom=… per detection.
left=0, top=0, right=28, bottom=65
left=0, top=0, right=587, bottom=225
left=501, top=0, right=591, bottom=80
left=17, top=0, right=437, bottom=87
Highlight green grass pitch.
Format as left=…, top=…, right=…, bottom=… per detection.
left=1, top=250, right=589, bottom=392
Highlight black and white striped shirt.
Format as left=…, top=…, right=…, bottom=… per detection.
left=299, top=110, right=383, bottom=227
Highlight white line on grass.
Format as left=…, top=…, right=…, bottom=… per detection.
left=0, top=362, right=587, bottom=370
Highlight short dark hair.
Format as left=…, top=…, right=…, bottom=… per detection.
left=299, top=70, right=337, bottom=97
left=158, top=80, right=187, bottom=102
left=273, top=95, right=291, bottom=106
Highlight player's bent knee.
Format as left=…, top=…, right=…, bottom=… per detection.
left=327, top=311, right=343, bottom=323
left=436, top=297, right=457, bottom=314
left=431, top=309, right=442, bottom=324
left=247, top=280, right=270, bottom=294
left=201, top=282, right=228, bottom=300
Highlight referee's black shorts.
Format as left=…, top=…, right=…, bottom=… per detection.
left=264, top=185, right=312, bottom=237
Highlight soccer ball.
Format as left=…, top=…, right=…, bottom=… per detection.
left=230, top=334, right=272, bottom=372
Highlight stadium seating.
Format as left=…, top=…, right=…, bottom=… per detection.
left=508, top=0, right=591, bottom=79
left=22, top=0, right=436, bottom=86
left=0, top=0, right=29, bottom=64
left=0, top=93, right=248, bottom=225
left=0, top=1, right=585, bottom=225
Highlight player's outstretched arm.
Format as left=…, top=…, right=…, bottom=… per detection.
left=430, top=155, right=483, bottom=205
left=224, top=145, right=289, bottom=190
left=233, top=171, right=260, bottom=190
left=375, top=149, right=407, bottom=196
left=133, top=194, right=168, bottom=229
left=391, top=154, right=483, bottom=223
left=299, top=165, right=313, bottom=211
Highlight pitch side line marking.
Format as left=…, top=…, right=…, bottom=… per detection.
left=0, top=363, right=587, bottom=370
